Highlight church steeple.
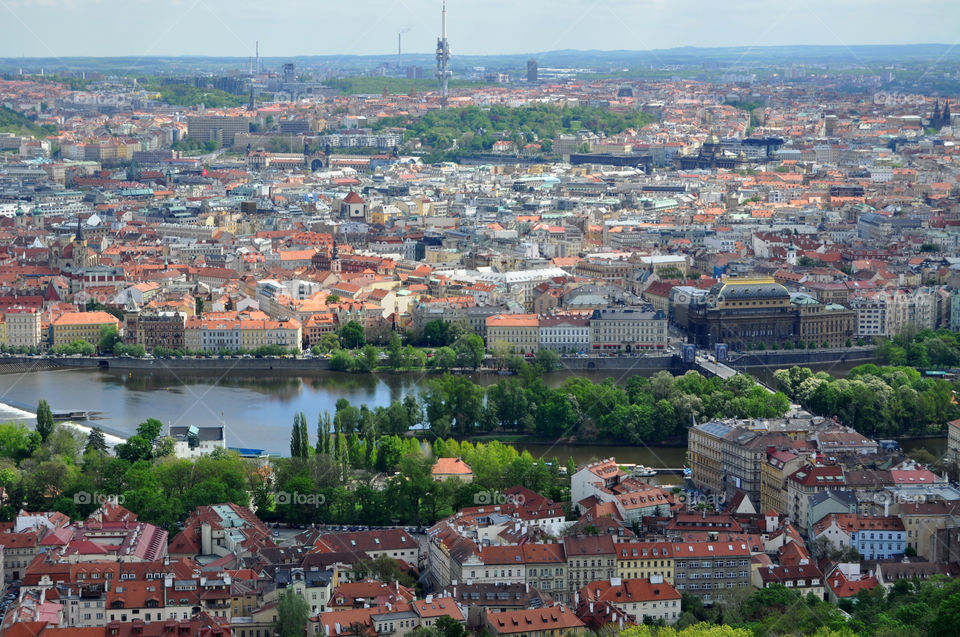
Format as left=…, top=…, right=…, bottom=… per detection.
left=75, top=217, right=85, bottom=243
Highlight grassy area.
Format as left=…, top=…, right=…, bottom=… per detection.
left=140, top=82, right=247, bottom=108
left=0, top=106, right=56, bottom=138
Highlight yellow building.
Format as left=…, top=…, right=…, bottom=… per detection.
left=615, top=541, right=676, bottom=584
left=51, top=311, right=121, bottom=348
left=486, top=314, right=540, bottom=354
left=0, top=317, right=6, bottom=346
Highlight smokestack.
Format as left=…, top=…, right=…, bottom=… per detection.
left=255, top=40, right=260, bottom=73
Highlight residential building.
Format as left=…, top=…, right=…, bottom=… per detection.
left=588, top=306, right=667, bottom=354
left=486, top=314, right=540, bottom=354
left=577, top=576, right=681, bottom=624
left=812, top=514, right=906, bottom=560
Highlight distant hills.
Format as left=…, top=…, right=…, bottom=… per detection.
left=2, top=44, right=959, bottom=75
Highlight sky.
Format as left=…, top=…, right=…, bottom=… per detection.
left=1, top=0, right=959, bottom=59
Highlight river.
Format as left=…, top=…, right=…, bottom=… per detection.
left=0, top=367, right=663, bottom=457
left=0, top=361, right=941, bottom=468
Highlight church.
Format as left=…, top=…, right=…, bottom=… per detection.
left=49, top=218, right=99, bottom=272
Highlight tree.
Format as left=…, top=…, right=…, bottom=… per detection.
left=339, top=321, right=366, bottom=349
left=98, top=325, right=121, bottom=355
left=534, top=349, right=561, bottom=372
left=313, top=332, right=341, bottom=354
left=36, top=399, right=55, bottom=443
left=114, top=418, right=165, bottom=463
left=291, top=413, right=309, bottom=459
left=387, top=332, right=403, bottom=369
left=274, top=588, right=310, bottom=637
left=326, top=294, right=341, bottom=304
left=453, top=333, right=485, bottom=369
left=86, top=427, right=108, bottom=454
left=431, top=347, right=456, bottom=372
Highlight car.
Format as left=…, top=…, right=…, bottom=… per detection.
left=272, top=530, right=280, bottom=538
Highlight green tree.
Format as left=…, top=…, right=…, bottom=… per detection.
left=274, top=588, right=310, bottom=637
left=35, top=399, right=55, bottom=443
left=339, top=321, right=366, bottom=349
left=85, top=427, right=108, bottom=454
left=453, top=333, right=485, bottom=369
left=98, top=325, right=121, bottom=355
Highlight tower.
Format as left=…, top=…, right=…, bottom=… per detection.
left=527, top=58, right=538, bottom=83
left=31, top=201, right=43, bottom=230
left=14, top=202, right=26, bottom=229
left=435, top=0, right=451, bottom=104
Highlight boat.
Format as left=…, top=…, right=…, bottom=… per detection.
left=634, top=465, right=657, bottom=478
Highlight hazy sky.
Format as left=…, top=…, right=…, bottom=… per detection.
left=2, top=0, right=958, bottom=59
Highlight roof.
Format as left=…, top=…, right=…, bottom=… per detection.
left=488, top=605, right=585, bottom=635
left=432, top=458, right=473, bottom=476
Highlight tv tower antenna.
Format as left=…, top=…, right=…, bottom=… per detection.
left=398, top=26, right=410, bottom=69
left=435, top=0, right=451, bottom=105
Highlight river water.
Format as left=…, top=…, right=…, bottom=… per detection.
left=0, top=362, right=942, bottom=465
left=0, top=367, right=661, bottom=457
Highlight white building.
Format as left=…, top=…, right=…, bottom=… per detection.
left=168, top=425, right=226, bottom=459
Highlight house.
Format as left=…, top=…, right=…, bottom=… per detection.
left=825, top=563, right=879, bottom=603
left=576, top=576, right=681, bottom=624
left=484, top=604, right=587, bottom=637
left=752, top=563, right=825, bottom=599
left=168, top=425, right=226, bottom=459
left=812, top=514, right=906, bottom=560
left=432, top=458, right=474, bottom=483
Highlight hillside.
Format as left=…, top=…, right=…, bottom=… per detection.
left=0, top=106, right=56, bottom=138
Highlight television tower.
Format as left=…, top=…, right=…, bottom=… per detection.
left=435, top=0, right=451, bottom=104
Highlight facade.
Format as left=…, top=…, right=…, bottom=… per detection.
left=565, top=535, right=617, bottom=597
left=3, top=308, right=42, bottom=348
left=186, top=115, right=248, bottom=145
left=51, top=311, right=121, bottom=348
left=687, top=278, right=796, bottom=348
left=588, top=306, right=667, bottom=354
left=136, top=311, right=187, bottom=351
left=786, top=465, right=846, bottom=534
left=812, top=514, right=906, bottom=560
left=671, top=541, right=752, bottom=603
left=168, top=425, right=227, bottom=459
left=615, top=542, right=676, bottom=584
left=184, top=311, right=302, bottom=352
left=486, top=314, right=540, bottom=354
left=538, top=315, right=590, bottom=353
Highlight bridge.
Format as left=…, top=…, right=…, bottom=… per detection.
left=692, top=354, right=807, bottom=415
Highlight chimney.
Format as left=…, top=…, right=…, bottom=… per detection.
left=589, top=602, right=594, bottom=613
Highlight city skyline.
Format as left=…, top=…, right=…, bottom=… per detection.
left=1, top=0, right=959, bottom=59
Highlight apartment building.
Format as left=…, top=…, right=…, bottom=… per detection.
left=577, top=576, right=681, bottom=624
left=538, top=315, right=590, bottom=353
left=589, top=306, right=667, bottom=354
left=671, top=541, right=752, bottom=603
left=4, top=307, right=42, bottom=348
left=183, top=311, right=302, bottom=352
left=565, top=535, right=617, bottom=596
left=615, top=542, right=675, bottom=584
left=486, top=313, right=540, bottom=354
left=812, top=514, right=906, bottom=560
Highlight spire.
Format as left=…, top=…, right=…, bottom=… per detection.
left=933, top=100, right=941, bottom=127
left=75, top=217, right=85, bottom=242
left=943, top=101, right=952, bottom=127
